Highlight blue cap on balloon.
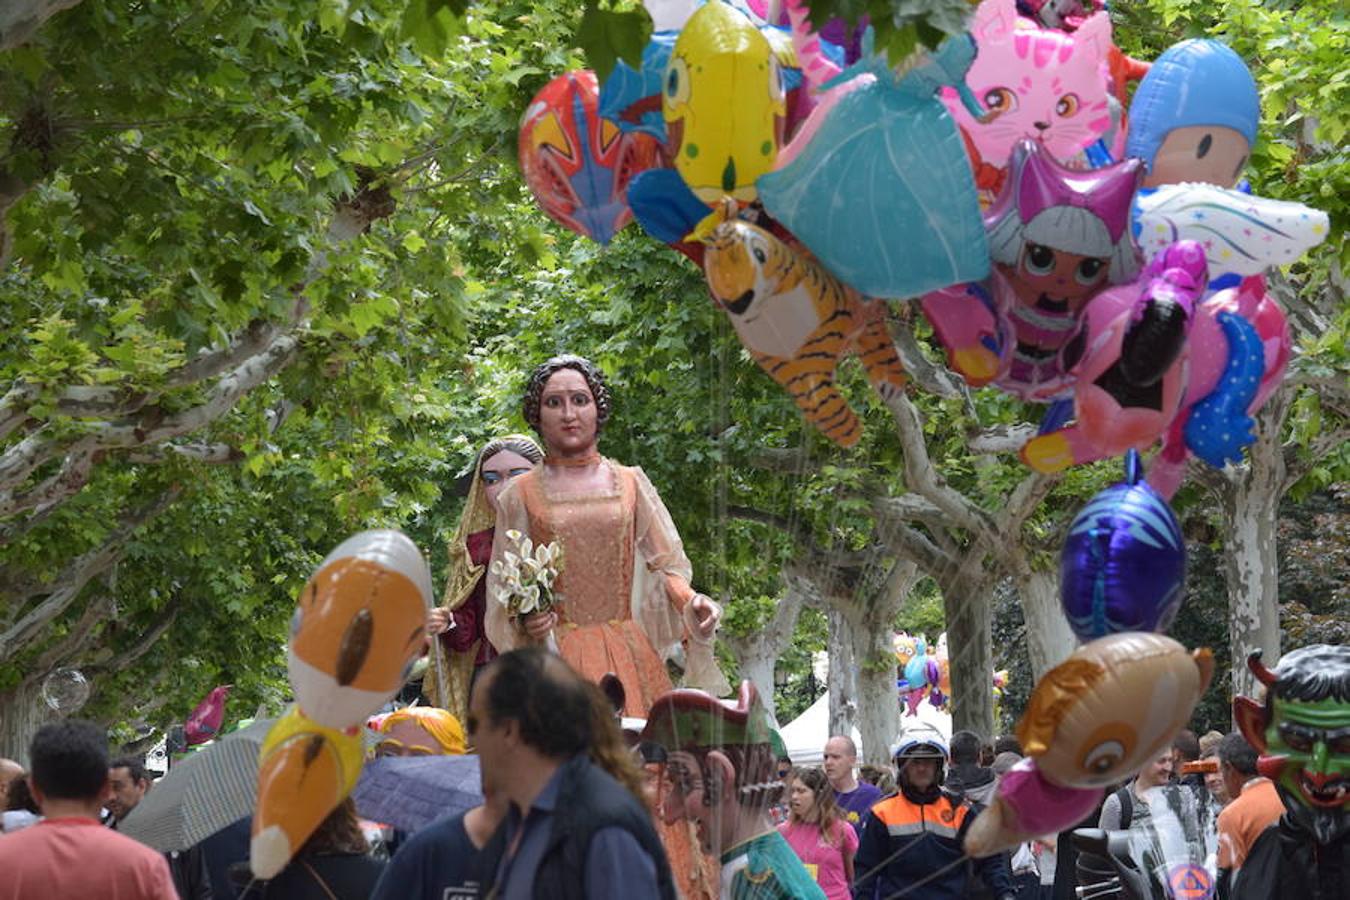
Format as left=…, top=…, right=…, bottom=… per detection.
left=1126, top=39, right=1260, bottom=172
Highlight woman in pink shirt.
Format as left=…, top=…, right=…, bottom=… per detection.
left=777, top=767, right=858, bottom=900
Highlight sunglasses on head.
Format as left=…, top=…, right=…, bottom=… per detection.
left=480, top=467, right=533, bottom=486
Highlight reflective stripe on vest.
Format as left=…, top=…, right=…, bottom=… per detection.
left=874, top=794, right=969, bottom=842
left=885, top=819, right=960, bottom=839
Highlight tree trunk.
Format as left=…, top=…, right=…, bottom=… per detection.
left=942, top=564, right=995, bottom=739
left=0, top=0, right=83, bottom=49
left=723, top=584, right=808, bottom=722
left=851, top=610, right=902, bottom=766
left=1015, top=569, right=1077, bottom=678
left=1220, top=395, right=1287, bottom=703
left=0, top=680, right=54, bottom=764
left=826, top=605, right=857, bottom=741
left=846, top=563, right=917, bottom=765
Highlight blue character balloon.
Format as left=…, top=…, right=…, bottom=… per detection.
left=1126, top=39, right=1260, bottom=190
left=1060, top=451, right=1186, bottom=641
left=599, top=32, right=680, bottom=142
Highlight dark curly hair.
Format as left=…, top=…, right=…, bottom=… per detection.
left=522, top=355, right=612, bottom=437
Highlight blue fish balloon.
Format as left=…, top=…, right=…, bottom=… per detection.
left=1060, top=451, right=1186, bottom=641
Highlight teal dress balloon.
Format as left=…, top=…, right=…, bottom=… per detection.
left=755, top=32, right=989, bottom=298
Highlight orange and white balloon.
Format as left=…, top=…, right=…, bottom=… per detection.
left=287, top=530, right=433, bottom=732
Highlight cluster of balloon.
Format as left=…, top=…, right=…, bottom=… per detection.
left=916, top=20, right=1328, bottom=488
left=892, top=631, right=1002, bottom=715
left=250, top=530, right=432, bottom=880
left=517, top=4, right=1331, bottom=459
left=965, top=632, right=1213, bottom=855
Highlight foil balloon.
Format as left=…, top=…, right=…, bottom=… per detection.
left=692, top=199, right=907, bottom=447
left=1059, top=451, right=1186, bottom=642
left=1126, top=39, right=1259, bottom=190
left=663, top=1, right=785, bottom=203
left=520, top=71, right=662, bottom=245
left=1019, top=241, right=1204, bottom=473
left=943, top=0, right=1117, bottom=203
left=251, top=706, right=365, bottom=879
left=922, top=141, right=1141, bottom=403
left=1133, top=183, right=1330, bottom=292
left=288, top=529, right=433, bottom=732
left=965, top=632, right=1214, bottom=855
left=599, top=31, right=680, bottom=142
left=184, top=685, right=232, bottom=746
left=1147, top=277, right=1290, bottom=498
left=757, top=31, right=988, bottom=299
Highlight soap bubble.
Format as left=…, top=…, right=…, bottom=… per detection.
left=42, top=667, right=91, bottom=714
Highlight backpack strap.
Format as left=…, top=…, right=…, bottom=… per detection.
left=1115, top=785, right=1134, bottom=830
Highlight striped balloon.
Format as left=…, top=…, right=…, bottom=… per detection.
left=1060, top=451, right=1186, bottom=641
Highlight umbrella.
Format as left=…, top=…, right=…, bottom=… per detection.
left=119, top=718, right=273, bottom=852
left=350, top=754, right=483, bottom=835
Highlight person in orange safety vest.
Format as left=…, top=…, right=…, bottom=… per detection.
left=851, top=731, right=1014, bottom=900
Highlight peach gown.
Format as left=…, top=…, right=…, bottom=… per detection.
left=485, top=459, right=698, bottom=717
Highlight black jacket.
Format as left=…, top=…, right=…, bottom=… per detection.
left=482, top=754, right=676, bottom=900
left=1229, top=816, right=1347, bottom=900
left=233, top=852, right=386, bottom=900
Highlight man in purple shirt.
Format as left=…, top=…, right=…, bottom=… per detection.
left=824, top=736, right=882, bottom=837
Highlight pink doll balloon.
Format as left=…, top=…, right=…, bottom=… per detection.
left=944, top=0, right=1116, bottom=204
left=1146, top=277, right=1291, bottom=498
left=1020, top=241, right=1205, bottom=473
left=922, top=140, right=1140, bottom=403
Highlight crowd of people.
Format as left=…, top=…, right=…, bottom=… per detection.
left=0, top=353, right=1343, bottom=899
left=0, top=685, right=1318, bottom=900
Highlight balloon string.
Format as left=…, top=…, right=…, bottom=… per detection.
left=877, top=853, right=971, bottom=900
left=852, top=833, right=938, bottom=892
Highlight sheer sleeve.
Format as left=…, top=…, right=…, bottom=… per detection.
left=630, top=467, right=729, bottom=696
left=484, top=480, right=529, bottom=654
left=631, top=466, right=696, bottom=610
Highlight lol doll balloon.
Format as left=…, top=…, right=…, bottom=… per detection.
left=965, top=632, right=1214, bottom=856
left=922, top=140, right=1141, bottom=403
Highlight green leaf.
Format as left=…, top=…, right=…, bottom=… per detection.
left=576, top=2, right=652, bottom=81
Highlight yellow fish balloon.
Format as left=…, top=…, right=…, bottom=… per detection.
left=664, top=1, right=785, bottom=203
left=250, top=706, right=365, bottom=879
left=288, top=529, right=433, bottom=732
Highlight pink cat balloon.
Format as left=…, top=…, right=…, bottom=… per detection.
left=944, top=0, right=1116, bottom=204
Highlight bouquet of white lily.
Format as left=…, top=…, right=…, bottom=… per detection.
left=490, top=529, right=564, bottom=620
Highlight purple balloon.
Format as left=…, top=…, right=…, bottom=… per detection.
left=1060, top=451, right=1186, bottom=641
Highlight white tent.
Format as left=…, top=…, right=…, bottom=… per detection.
left=779, top=692, right=954, bottom=765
